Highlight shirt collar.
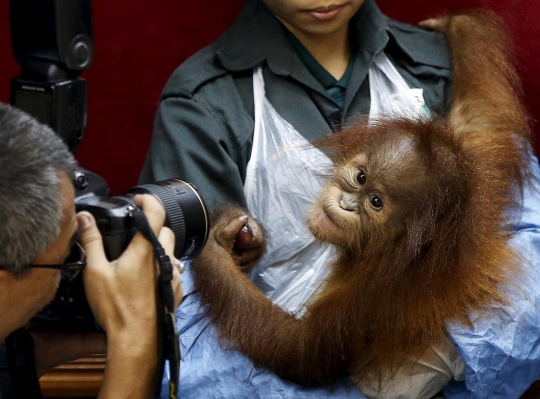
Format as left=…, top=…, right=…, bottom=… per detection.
left=351, top=0, right=389, bottom=54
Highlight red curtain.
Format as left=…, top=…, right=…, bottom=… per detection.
left=0, top=0, right=538, bottom=194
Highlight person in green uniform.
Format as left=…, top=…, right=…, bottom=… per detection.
left=139, top=0, right=451, bottom=212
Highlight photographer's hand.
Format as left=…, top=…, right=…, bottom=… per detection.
left=78, top=194, right=183, bottom=399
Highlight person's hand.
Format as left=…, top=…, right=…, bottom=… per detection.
left=77, top=194, right=183, bottom=398
left=78, top=194, right=183, bottom=338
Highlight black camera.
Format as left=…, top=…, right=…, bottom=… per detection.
left=74, top=169, right=208, bottom=262
left=32, top=169, right=209, bottom=331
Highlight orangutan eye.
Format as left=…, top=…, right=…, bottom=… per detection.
left=369, top=195, right=383, bottom=209
left=356, top=170, right=366, bottom=185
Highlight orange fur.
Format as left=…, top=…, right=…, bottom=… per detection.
left=191, top=9, right=533, bottom=389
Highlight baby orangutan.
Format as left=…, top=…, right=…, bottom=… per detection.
left=191, top=9, right=533, bottom=396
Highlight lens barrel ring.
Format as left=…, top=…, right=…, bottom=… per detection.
left=124, top=179, right=208, bottom=260
left=133, top=184, right=187, bottom=254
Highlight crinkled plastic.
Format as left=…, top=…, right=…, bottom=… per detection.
left=161, top=156, right=540, bottom=398
left=244, top=65, right=336, bottom=316
left=368, top=53, right=431, bottom=122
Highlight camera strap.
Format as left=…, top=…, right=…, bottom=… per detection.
left=130, top=207, right=180, bottom=399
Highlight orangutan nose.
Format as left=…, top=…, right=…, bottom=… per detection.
left=339, top=192, right=358, bottom=212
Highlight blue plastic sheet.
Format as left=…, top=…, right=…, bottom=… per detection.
left=159, top=264, right=364, bottom=398
left=442, top=156, right=540, bottom=398
left=161, top=157, right=540, bottom=399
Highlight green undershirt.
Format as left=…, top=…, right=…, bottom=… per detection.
left=285, top=30, right=356, bottom=110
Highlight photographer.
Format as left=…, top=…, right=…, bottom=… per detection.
left=0, top=102, right=183, bottom=399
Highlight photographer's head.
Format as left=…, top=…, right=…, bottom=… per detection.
left=0, top=103, right=77, bottom=273
left=0, top=103, right=78, bottom=339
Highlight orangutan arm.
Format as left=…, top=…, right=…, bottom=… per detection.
left=191, top=208, right=352, bottom=385
left=421, top=9, right=529, bottom=139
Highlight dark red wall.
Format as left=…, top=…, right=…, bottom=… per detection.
left=1, top=1, right=539, bottom=194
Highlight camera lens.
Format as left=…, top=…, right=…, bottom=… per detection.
left=124, top=179, right=209, bottom=260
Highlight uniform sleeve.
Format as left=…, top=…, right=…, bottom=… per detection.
left=139, top=94, right=251, bottom=212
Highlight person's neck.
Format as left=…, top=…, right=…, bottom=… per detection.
left=288, top=25, right=351, bottom=80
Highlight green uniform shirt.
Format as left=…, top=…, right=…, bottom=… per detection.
left=139, top=0, right=453, bottom=211
left=285, top=30, right=356, bottom=109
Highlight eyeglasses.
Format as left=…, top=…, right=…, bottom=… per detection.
left=30, top=242, right=87, bottom=280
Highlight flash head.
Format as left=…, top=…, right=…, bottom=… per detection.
left=9, top=0, right=94, bottom=152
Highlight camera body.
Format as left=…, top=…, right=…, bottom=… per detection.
left=33, top=169, right=209, bottom=331
left=74, top=170, right=209, bottom=262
